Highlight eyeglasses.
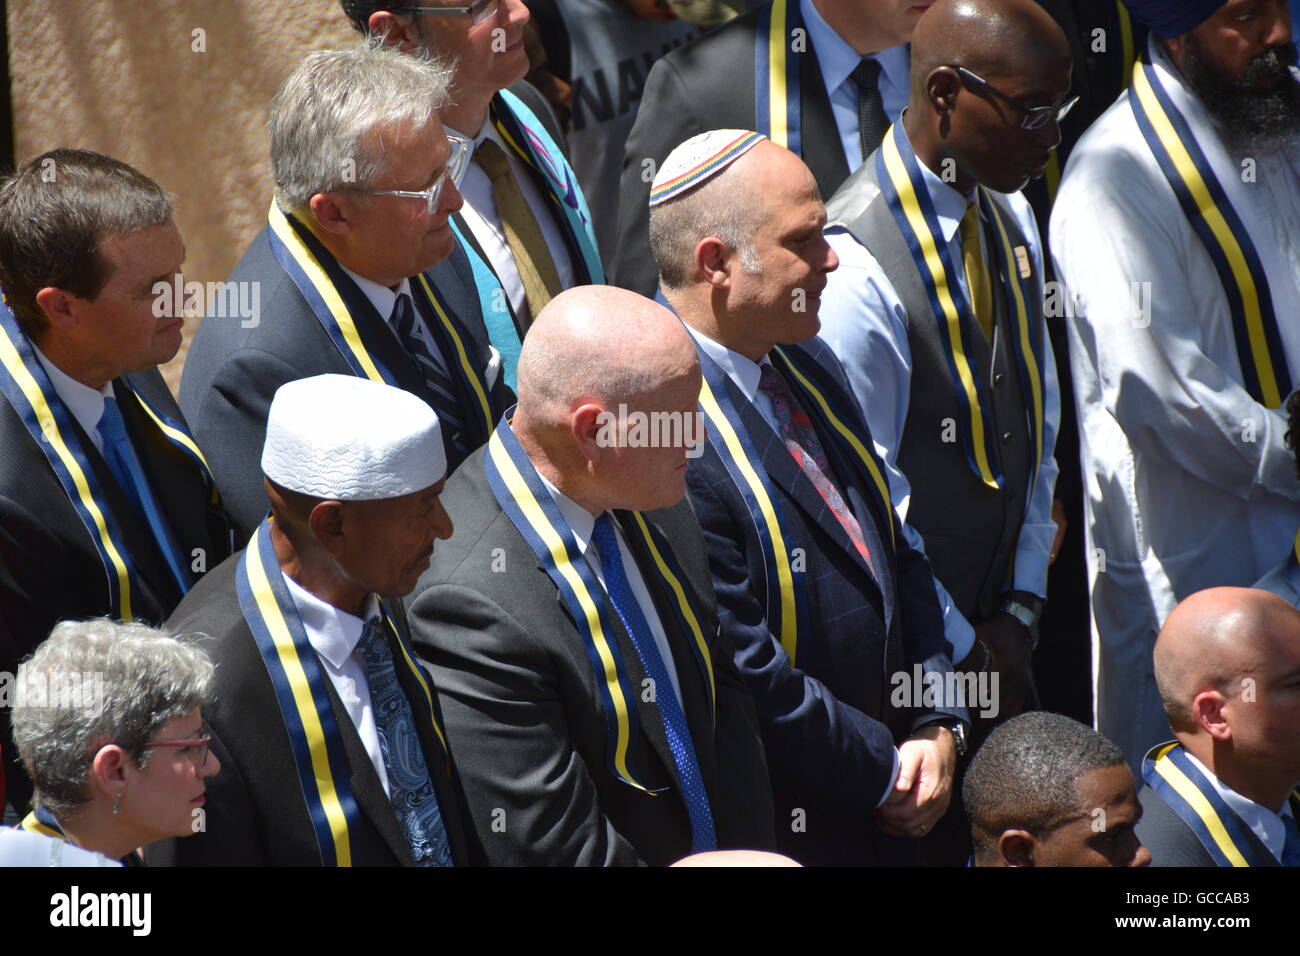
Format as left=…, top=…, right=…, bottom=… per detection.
left=391, top=0, right=500, bottom=27
left=952, top=66, right=1079, bottom=130
left=340, top=133, right=472, bottom=214
left=143, top=732, right=211, bottom=769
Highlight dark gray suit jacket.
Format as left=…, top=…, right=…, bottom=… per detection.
left=405, top=445, right=777, bottom=865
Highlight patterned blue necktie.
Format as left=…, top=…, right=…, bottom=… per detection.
left=591, top=512, right=716, bottom=853
left=355, top=618, right=453, bottom=867
left=391, top=292, right=467, bottom=455
left=1282, top=811, right=1300, bottom=867
left=96, top=395, right=192, bottom=594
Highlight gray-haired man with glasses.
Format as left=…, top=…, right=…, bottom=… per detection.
left=813, top=0, right=1072, bottom=865
left=181, top=40, right=514, bottom=538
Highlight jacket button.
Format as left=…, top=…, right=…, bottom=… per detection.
left=994, top=372, right=1005, bottom=385
left=1001, top=431, right=1013, bottom=444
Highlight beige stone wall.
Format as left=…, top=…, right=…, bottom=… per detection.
left=8, top=0, right=359, bottom=391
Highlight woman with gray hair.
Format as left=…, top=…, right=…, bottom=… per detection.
left=8, top=619, right=219, bottom=865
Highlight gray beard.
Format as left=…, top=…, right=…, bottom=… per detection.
left=1181, top=41, right=1300, bottom=156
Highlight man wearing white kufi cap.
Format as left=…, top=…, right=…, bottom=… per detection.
left=157, top=374, right=477, bottom=867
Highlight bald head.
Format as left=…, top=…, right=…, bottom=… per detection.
left=911, top=0, right=1071, bottom=93
left=1155, top=587, right=1300, bottom=732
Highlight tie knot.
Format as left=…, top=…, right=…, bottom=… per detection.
left=591, top=511, right=619, bottom=558
left=97, top=395, right=128, bottom=443
left=355, top=616, right=392, bottom=668
left=849, top=57, right=882, bottom=92
left=757, top=362, right=791, bottom=401
left=390, top=291, right=415, bottom=330
left=472, top=139, right=512, bottom=182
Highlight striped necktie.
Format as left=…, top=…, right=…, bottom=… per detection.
left=591, top=513, right=716, bottom=853
left=356, top=618, right=453, bottom=867
left=97, top=395, right=192, bottom=594
left=959, top=201, right=995, bottom=343
left=473, top=138, right=562, bottom=326
left=390, top=292, right=467, bottom=456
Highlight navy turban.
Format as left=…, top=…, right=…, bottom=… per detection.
left=1122, top=0, right=1227, bottom=39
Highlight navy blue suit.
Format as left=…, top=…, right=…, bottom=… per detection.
left=180, top=225, right=513, bottom=538
left=686, top=335, right=962, bottom=865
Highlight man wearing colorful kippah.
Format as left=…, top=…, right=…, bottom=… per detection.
left=1051, top=0, right=1300, bottom=771
left=649, top=129, right=969, bottom=865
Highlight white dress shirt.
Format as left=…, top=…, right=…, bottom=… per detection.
left=800, top=0, right=909, bottom=172
left=449, top=118, right=576, bottom=327
left=686, top=325, right=900, bottom=805
left=536, top=471, right=684, bottom=708
left=283, top=574, right=391, bottom=797
left=1183, top=749, right=1295, bottom=863
left=34, top=347, right=113, bottom=455
left=1049, top=37, right=1300, bottom=766
left=818, top=122, right=1061, bottom=664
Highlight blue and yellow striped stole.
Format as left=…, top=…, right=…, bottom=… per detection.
left=483, top=415, right=715, bottom=792
left=754, top=0, right=804, bottom=155
left=265, top=204, right=494, bottom=438
left=19, top=806, right=143, bottom=865
left=1129, top=53, right=1291, bottom=409
left=876, top=123, right=1046, bottom=495
left=235, top=519, right=448, bottom=867
left=696, top=345, right=897, bottom=668
left=0, top=300, right=213, bottom=620
left=1143, top=741, right=1299, bottom=867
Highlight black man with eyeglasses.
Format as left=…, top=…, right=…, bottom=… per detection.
left=180, top=42, right=514, bottom=538
left=814, top=0, right=1073, bottom=863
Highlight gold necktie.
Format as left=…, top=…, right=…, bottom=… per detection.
left=472, top=139, right=563, bottom=327
left=959, top=202, right=995, bottom=343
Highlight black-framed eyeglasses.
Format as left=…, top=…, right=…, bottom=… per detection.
left=143, top=732, right=211, bottom=769
left=339, top=133, right=472, bottom=214
left=953, top=66, right=1079, bottom=130
left=391, top=0, right=500, bottom=26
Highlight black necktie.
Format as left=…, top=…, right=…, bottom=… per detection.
left=850, top=58, right=887, bottom=165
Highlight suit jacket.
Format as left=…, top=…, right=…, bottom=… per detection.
left=179, top=224, right=513, bottom=540
left=686, top=337, right=962, bottom=865
left=154, top=553, right=477, bottom=866
left=0, top=368, right=232, bottom=812
left=612, top=3, right=848, bottom=297
left=405, top=445, right=777, bottom=865
left=1135, top=784, right=1223, bottom=868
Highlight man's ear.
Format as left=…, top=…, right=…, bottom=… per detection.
left=926, top=66, right=963, bottom=118
left=308, top=500, right=349, bottom=558
left=696, top=237, right=733, bottom=290
left=368, top=11, right=424, bottom=55
left=572, top=402, right=609, bottom=463
left=309, top=193, right=352, bottom=237
left=34, top=286, right=79, bottom=332
left=998, top=829, right=1038, bottom=867
left=1192, top=689, right=1232, bottom=741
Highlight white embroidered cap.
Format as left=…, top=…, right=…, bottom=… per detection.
left=261, top=374, right=446, bottom=500
left=650, top=129, right=767, bottom=207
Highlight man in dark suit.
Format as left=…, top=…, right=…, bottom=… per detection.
left=649, top=130, right=966, bottom=864
left=406, top=284, right=776, bottom=865
left=346, top=0, right=604, bottom=368
left=0, top=149, right=232, bottom=815
left=1137, top=587, right=1300, bottom=867
left=964, top=711, right=1150, bottom=866
left=181, top=42, right=512, bottom=538
left=614, top=0, right=923, bottom=297
left=160, top=374, right=476, bottom=866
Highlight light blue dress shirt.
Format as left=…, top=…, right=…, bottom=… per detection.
left=817, top=123, right=1061, bottom=663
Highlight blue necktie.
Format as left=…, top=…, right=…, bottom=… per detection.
left=1282, top=811, right=1300, bottom=867
left=391, top=293, right=468, bottom=456
left=591, top=513, right=716, bottom=853
left=96, top=395, right=192, bottom=594
left=356, top=618, right=453, bottom=867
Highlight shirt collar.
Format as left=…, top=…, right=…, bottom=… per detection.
left=282, top=572, right=381, bottom=671
left=535, top=468, right=599, bottom=556
left=338, top=265, right=412, bottom=326
left=33, top=346, right=114, bottom=439
left=446, top=118, right=504, bottom=153
left=1182, top=748, right=1293, bottom=860
left=893, top=117, right=977, bottom=245
left=686, top=324, right=771, bottom=406
left=800, top=0, right=910, bottom=106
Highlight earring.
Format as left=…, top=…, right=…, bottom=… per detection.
left=112, top=792, right=121, bottom=815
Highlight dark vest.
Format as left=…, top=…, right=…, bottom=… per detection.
left=836, top=160, right=1040, bottom=623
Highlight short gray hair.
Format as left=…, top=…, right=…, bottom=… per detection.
left=648, top=169, right=763, bottom=289
left=269, top=39, right=454, bottom=211
left=12, top=619, right=215, bottom=818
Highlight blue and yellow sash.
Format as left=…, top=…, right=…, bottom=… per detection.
left=19, top=806, right=143, bottom=865
left=754, top=0, right=804, bottom=155
left=1143, top=741, right=1300, bottom=867
left=0, top=301, right=213, bottom=620
left=876, top=123, right=1046, bottom=493
left=265, top=204, right=494, bottom=438
left=1130, top=53, right=1291, bottom=409
left=696, top=344, right=897, bottom=667
left=483, top=415, right=714, bottom=791
left=235, top=519, right=447, bottom=867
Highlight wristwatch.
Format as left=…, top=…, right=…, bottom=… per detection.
left=920, top=718, right=969, bottom=758
left=1001, top=598, right=1041, bottom=650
